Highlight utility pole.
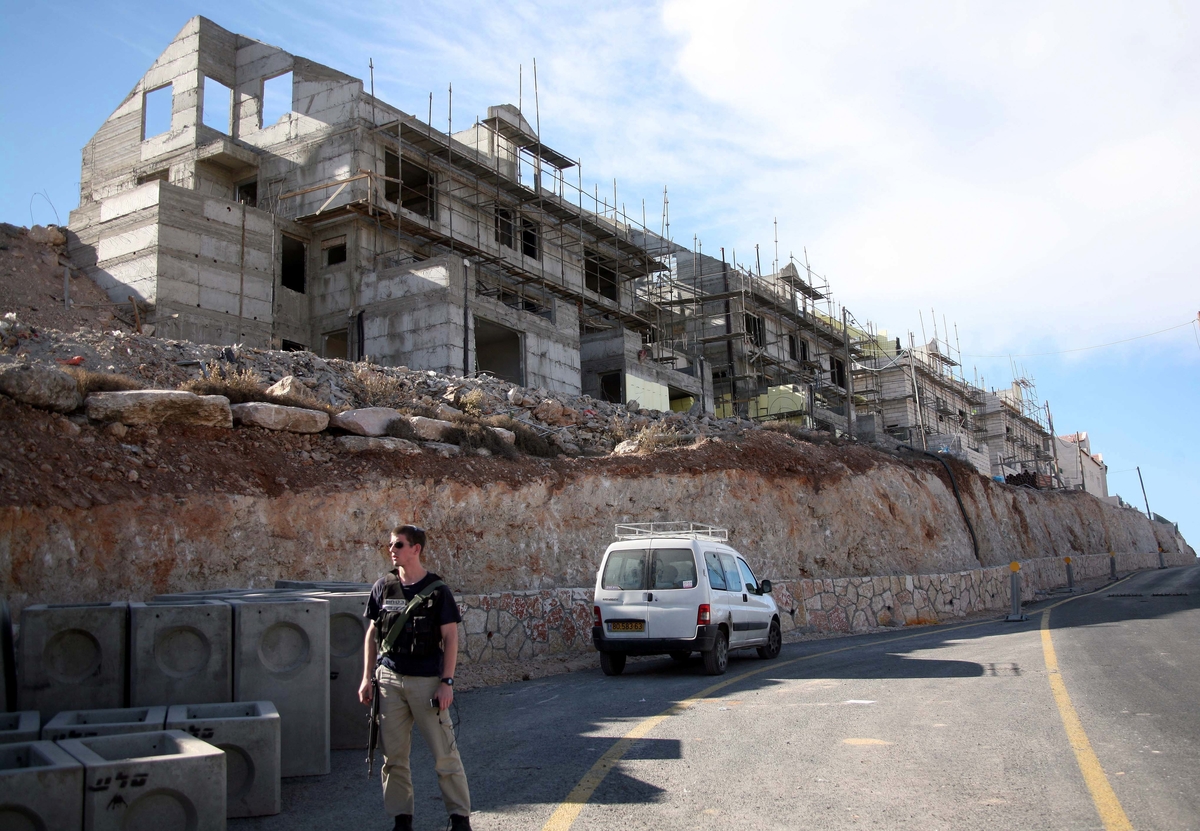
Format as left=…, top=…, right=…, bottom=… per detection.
left=1136, top=466, right=1152, bottom=518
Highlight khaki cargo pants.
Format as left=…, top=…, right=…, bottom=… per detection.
left=377, top=665, right=471, bottom=818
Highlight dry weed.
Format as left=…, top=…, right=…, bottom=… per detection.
left=347, top=367, right=409, bottom=409
left=63, top=366, right=144, bottom=394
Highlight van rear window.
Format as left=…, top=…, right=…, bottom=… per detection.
left=601, top=550, right=647, bottom=591
left=652, top=548, right=698, bottom=590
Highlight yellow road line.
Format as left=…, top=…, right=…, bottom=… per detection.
left=540, top=619, right=994, bottom=831
left=1041, top=604, right=1134, bottom=831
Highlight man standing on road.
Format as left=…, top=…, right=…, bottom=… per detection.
left=359, top=524, right=472, bottom=831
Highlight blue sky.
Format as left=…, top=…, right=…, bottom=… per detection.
left=1, top=1, right=1196, bottom=545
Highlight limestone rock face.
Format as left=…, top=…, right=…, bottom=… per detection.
left=405, top=416, right=458, bottom=442
left=85, top=390, right=232, bottom=427
left=231, top=402, right=329, bottom=433
left=330, top=407, right=403, bottom=436
left=266, top=375, right=320, bottom=405
left=27, top=225, right=66, bottom=246
left=336, top=436, right=421, bottom=454
left=0, top=364, right=82, bottom=413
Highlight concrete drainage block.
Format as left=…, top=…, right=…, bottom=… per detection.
left=0, top=711, right=40, bottom=745
left=166, top=700, right=281, bottom=817
left=57, top=729, right=225, bottom=831
left=42, top=706, right=168, bottom=742
left=129, top=600, right=233, bottom=707
left=0, top=740, right=85, bottom=830
left=17, top=602, right=128, bottom=719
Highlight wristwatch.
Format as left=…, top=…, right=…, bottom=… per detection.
left=441, top=677, right=454, bottom=686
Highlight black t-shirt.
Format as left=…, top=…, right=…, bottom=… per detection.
left=364, top=570, right=462, bottom=677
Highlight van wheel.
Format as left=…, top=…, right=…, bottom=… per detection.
left=702, top=630, right=728, bottom=675
left=757, top=619, right=782, bottom=659
left=600, top=652, right=626, bottom=676
left=669, top=651, right=691, bottom=662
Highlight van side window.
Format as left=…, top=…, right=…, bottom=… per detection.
left=719, top=553, right=742, bottom=593
left=601, top=550, right=647, bottom=591
left=704, top=552, right=727, bottom=591
left=652, top=548, right=698, bottom=590
left=737, top=558, right=759, bottom=594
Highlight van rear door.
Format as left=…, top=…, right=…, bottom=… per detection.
left=646, top=546, right=702, bottom=640
left=596, top=548, right=649, bottom=640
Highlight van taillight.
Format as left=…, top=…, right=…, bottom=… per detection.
left=697, top=604, right=711, bottom=625
left=593, top=606, right=602, bottom=627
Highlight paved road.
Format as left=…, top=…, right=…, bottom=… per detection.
left=235, top=565, right=1200, bottom=831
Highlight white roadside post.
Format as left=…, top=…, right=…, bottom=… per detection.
left=1005, top=562, right=1028, bottom=622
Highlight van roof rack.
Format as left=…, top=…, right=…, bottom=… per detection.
left=614, top=522, right=729, bottom=542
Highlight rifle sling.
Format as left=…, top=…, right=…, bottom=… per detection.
left=378, top=579, right=445, bottom=657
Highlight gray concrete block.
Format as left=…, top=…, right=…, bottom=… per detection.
left=42, top=706, right=167, bottom=741
left=0, top=712, right=40, bottom=745
left=228, top=597, right=329, bottom=777
left=315, top=592, right=369, bottom=750
left=17, top=603, right=128, bottom=719
left=166, top=700, right=280, bottom=817
left=58, top=730, right=225, bottom=831
left=0, top=598, right=15, bottom=712
left=129, top=600, right=232, bottom=706
left=0, top=740, right=84, bottom=831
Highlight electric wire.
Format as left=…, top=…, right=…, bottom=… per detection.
left=963, top=319, right=1194, bottom=359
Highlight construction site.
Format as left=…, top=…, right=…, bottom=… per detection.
left=60, top=15, right=1087, bottom=486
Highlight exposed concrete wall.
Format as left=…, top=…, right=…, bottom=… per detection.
left=580, top=329, right=708, bottom=410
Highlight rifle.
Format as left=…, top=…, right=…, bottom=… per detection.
left=366, top=674, right=380, bottom=777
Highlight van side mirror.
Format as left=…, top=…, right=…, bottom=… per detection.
left=760, top=579, right=773, bottom=594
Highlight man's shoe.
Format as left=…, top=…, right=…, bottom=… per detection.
left=393, top=815, right=413, bottom=831
left=448, top=815, right=472, bottom=831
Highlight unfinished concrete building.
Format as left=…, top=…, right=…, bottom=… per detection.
left=1055, top=432, right=1109, bottom=496
left=66, top=16, right=708, bottom=408
left=853, top=337, right=992, bottom=474
left=979, top=381, right=1054, bottom=480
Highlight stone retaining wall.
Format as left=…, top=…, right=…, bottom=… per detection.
left=452, top=550, right=1191, bottom=666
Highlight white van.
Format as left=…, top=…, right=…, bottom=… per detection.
left=591, top=522, right=782, bottom=676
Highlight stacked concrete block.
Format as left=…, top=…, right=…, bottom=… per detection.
left=17, top=602, right=128, bottom=719
left=315, top=591, right=369, bottom=749
left=0, top=712, right=40, bottom=744
left=42, top=706, right=168, bottom=741
left=166, top=701, right=280, bottom=817
left=0, top=740, right=85, bottom=830
left=58, top=730, right=225, bottom=831
left=129, top=600, right=232, bottom=706
left=228, top=596, right=329, bottom=776
left=0, top=598, right=14, bottom=711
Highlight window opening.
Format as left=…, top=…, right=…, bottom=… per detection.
left=262, top=72, right=293, bottom=127
left=323, top=329, right=348, bottom=359
left=236, top=180, right=258, bottom=207
left=201, top=77, right=232, bottom=134
left=474, top=317, right=522, bottom=386
left=494, top=207, right=514, bottom=250
left=137, top=170, right=169, bottom=186
left=384, top=150, right=400, bottom=203
left=280, top=339, right=306, bottom=352
left=400, top=163, right=435, bottom=218
left=599, top=372, right=622, bottom=404
left=831, top=357, right=846, bottom=389
left=520, top=217, right=540, bottom=260
left=800, top=339, right=810, bottom=363
left=744, top=313, right=765, bottom=347
left=281, top=235, right=306, bottom=293
left=788, top=334, right=798, bottom=362
left=325, top=244, right=347, bottom=266
left=143, top=84, right=173, bottom=139
left=585, top=252, right=619, bottom=302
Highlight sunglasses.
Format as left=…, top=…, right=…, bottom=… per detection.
left=388, top=540, right=409, bottom=550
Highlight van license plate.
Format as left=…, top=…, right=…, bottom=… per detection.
left=609, top=620, right=645, bottom=632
